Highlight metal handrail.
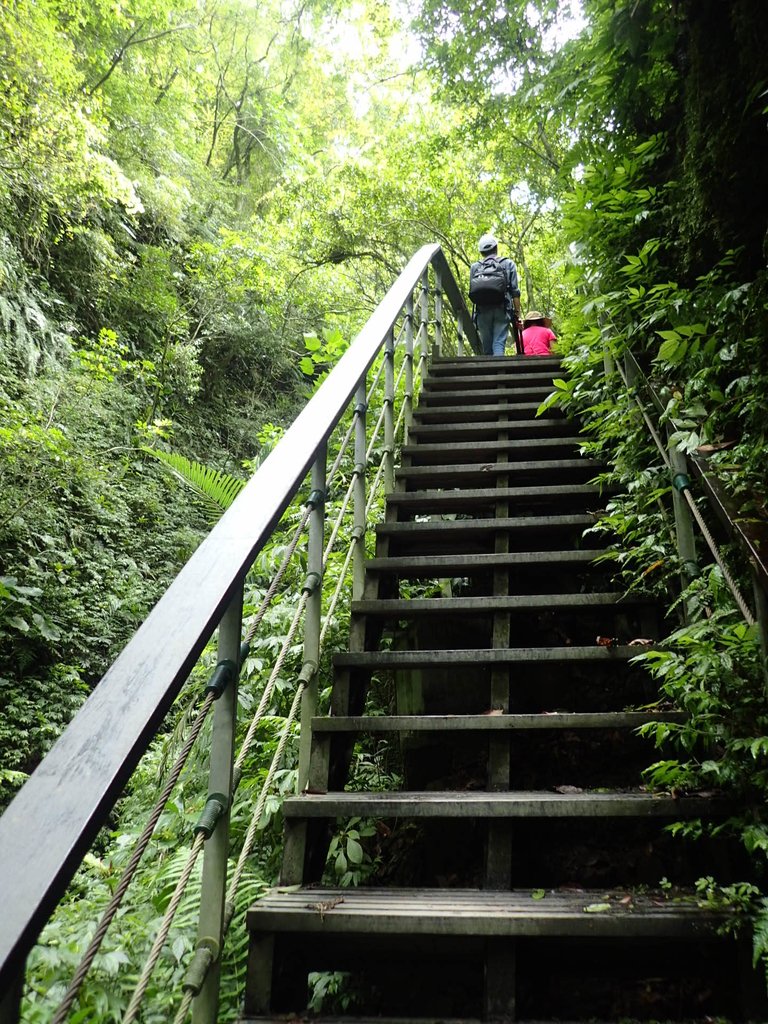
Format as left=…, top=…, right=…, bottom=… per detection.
left=0, top=243, right=480, bottom=1006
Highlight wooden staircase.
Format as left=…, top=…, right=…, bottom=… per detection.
left=243, top=355, right=758, bottom=1022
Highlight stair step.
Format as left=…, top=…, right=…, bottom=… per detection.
left=430, top=355, right=561, bottom=373
left=408, top=420, right=576, bottom=441
left=386, top=484, right=607, bottom=514
left=334, top=645, right=646, bottom=668
left=312, top=711, right=685, bottom=733
left=247, top=887, right=725, bottom=938
left=422, top=375, right=561, bottom=391
left=284, top=790, right=719, bottom=819
left=419, top=385, right=555, bottom=403
left=413, top=402, right=558, bottom=423
left=401, top=438, right=584, bottom=464
left=352, top=592, right=651, bottom=615
left=365, top=550, right=601, bottom=575
left=395, top=460, right=601, bottom=486
left=375, top=514, right=595, bottom=541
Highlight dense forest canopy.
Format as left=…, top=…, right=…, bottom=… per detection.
left=2, top=0, right=768, bottom=1015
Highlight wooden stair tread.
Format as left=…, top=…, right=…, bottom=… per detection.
left=311, top=711, right=684, bottom=732
left=409, top=420, right=575, bottom=437
left=247, top=887, right=726, bottom=938
left=352, top=593, right=651, bottom=614
left=334, top=645, right=648, bottom=667
left=375, top=515, right=596, bottom=539
left=386, top=485, right=607, bottom=506
left=400, top=438, right=584, bottom=461
left=420, top=387, right=555, bottom=404
left=413, top=402, right=557, bottom=420
left=284, top=790, right=718, bottom=818
left=365, top=550, right=601, bottom=572
left=396, top=459, right=601, bottom=480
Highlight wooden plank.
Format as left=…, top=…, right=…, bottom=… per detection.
left=375, top=514, right=595, bottom=537
left=310, top=712, right=686, bottom=733
left=365, top=550, right=600, bottom=574
left=281, top=790, right=721, bottom=820
left=395, top=459, right=601, bottom=480
left=413, top=402, right=555, bottom=421
left=419, top=386, right=554, bottom=402
left=408, top=420, right=575, bottom=438
left=351, top=593, right=651, bottom=615
left=246, top=887, right=726, bottom=939
left=334, top=645, right=645, bottom=668
left=399, top=438, right=584, bottom=464
left=387, top=484, right=606, bottom=503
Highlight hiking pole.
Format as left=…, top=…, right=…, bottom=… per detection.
left=513, top=315, right=524, bottom=355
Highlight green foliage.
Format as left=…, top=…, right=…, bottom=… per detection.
left=143, top=448, right=246, bottom=521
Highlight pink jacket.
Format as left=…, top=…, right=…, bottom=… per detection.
left=522, top=324, right=556, bottom=355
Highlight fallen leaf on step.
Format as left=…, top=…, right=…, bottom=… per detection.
left=554, top=785, right=583, bottom=794
left=583, top=903, right=612, bottom=913
left=628, top=637, right=654, bottom=646
left=484, top=708, right=504, bottom=716
left=595, top=635, right=618, bottom=647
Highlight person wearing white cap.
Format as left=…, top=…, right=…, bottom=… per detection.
left=468, top=234, right=522, bottom=356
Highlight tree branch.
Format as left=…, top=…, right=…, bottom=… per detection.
left=88, top=23, right=193, bottom=95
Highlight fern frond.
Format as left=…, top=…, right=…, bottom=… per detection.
left=144, top=448, right=245, bottom=520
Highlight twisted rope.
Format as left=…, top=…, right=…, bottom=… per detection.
left=681, top=487, right=756, bottom=626
left=618, top=363, right=755, bottom=626
left=320, top=533, right=359, bottom=649
left=172, top=988, right=195, bottom=1024
left=243, top=504, right=311, bottom=645
left=122, top=831, right=206, bottom=1024
left=365, top=397, right=389, bottom=462
left=224, top=681, right=305, bottom=931
left=234, top=588, right=310, bottom=779
left=323, top=471, right=356, bottom=566
left=325, top=409, right=358, bottom=488
left=50, top=690, right=217, bottom=1024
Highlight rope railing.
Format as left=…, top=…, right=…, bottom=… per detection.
left=0, top=246, right=480, bottom=1024
left=615, top=353, right=757, bottom=627
left=49, top=689, right=218, bottom=1024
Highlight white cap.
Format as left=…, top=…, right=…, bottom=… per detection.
left=478, top=233, right=498, bottom=253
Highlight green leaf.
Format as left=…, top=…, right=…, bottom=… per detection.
left=142, top=447, right=245, bottom=520
left=531, top=888, right=546, bottom=900
left=657, top=337, right=688, bottom=364
left=346, top=837, right=364, bottom=864
left=583, top=903, right=612, bottom=913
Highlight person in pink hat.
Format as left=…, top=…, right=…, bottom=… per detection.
left=521, top=310, right=557, bottom=355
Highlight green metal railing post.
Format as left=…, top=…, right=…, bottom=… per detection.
left=404, top=295, right=414, bottom=443
left=383, top=328, right=395, bottom=494
left=419, top=270, right=430, bottom=368
left=298, top=449, right=326, bottom=790
left=668, top=435, right=699, bottom=598
left=192, top=586, right=243, bottom=1024
left=434, top=264, right=443, bottom=359
left=752, top=576, right=768, bottom=688
left=353, top=383, right=367, bottom=601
